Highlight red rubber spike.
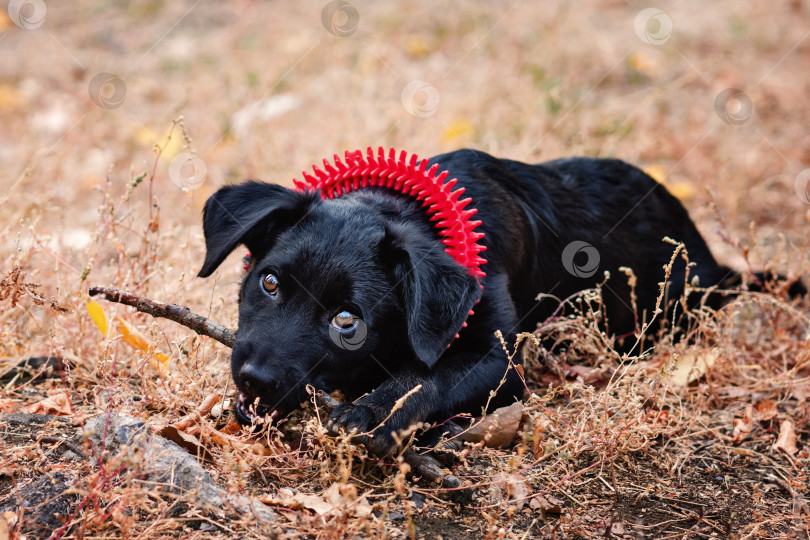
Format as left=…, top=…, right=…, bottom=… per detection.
left=291, top=147, right=488, bottom=344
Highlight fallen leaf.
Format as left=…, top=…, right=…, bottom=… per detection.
left=644, top=164, right=667, bottom=183
left=667, top=181, right=695, bottom=201
left=442, top=118, right=475, bottom=145
left=754, top=400, right=777, bottom=422
left=117, top=317, right=150, bottom=352
left=773, top=420, right=798, bottom=456
left=0, top=514, right=8, bottom=540
left=669, top=348, right=719, bottom=386
left=86, top=300, right=109, bottom=336
left=492, top=473, right=531, bottom=510
left=530, top=494, right=564, bottom=514
left=531, top=414, right=553, bottom=456
left=732, top=405, right=755, bottom=444
left=260, top=482, right=372, bottom=517
left=117, top=317, right=171, bottom=374
left=196, top=394, right=221, bottom=416
left=157, top=425, right=214, bottom=462
left=20, top=391, right=71, bottom=416
left=463, top=401, right=523, bottom=448
left=790, top=383, right=810, bottom=402
left=0, top=398, right=16, bottom=413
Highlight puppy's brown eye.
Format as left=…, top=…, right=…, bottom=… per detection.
left=331, top=310, right=358, bottom=330
left=260, top=274, right=279, bottom=296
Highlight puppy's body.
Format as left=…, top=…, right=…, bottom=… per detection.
left=200, top=149, right=744, bottom=454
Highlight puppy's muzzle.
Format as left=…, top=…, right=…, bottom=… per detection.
left=234, top=361, right=283, bottom=424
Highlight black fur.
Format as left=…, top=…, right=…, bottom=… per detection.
left=198, top=149, right=803, bottom=455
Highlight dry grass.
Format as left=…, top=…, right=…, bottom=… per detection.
left=1, top=0, right=809, bottom=538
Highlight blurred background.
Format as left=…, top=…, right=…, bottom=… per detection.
left=0, top=0, right=808, bottom=338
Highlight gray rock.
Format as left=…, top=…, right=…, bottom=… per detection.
left=79, top=412, right=275, bottom=524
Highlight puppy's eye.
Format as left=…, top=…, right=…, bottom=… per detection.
left=260, top=274, right=279, bottom=296
left=331, top=310, right=359, bottom=330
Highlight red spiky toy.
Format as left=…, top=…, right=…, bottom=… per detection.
left=292, top=146, right=488, bottom=342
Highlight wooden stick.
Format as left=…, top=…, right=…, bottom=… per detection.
left=88, top=286, right=236, bottom=347
left=90, top=286, right=469, bottom=497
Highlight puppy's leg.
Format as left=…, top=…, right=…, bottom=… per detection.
left=328, top=278, right=524, bottom=456
left=327, top=346, right=523, bottom=455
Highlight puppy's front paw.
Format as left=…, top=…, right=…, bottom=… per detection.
left=327, top=402, right=396, bottom=456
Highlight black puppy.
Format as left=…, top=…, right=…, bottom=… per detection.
left=198, top=148, right=790, bottom=455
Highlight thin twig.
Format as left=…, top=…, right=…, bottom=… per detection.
left=88, top=286, right=236, bottom=347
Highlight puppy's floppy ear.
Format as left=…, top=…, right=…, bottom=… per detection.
left=384, top=222, right=483, bottom=368
left=198, top=181, right=313, bottom=278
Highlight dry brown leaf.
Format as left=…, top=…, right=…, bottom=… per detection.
left=790, top=383, right=810, bottom=402
left=754, top=400, right=777, bottom=422
left=773, top=420, right=799, bottom=456
left=530, top=494, right=564, bottom=514
left=157, top=425, right=215, bottom=462
left=492, top=473, right=531, bottom=510
left=20, top=391, right=71, bottom=416
left=196, top=394, right=221, bottom=416
left=0, top=514, right=9, bottom=540
left=531, top=414, right=553, bottom=456
left=732, top=405, right=755, bottom=444
left=669, top=348, right=719, bottom=386
left=0, top=398, right=17, bottom=413
left=261, top=483, right=372, bottom=517
left=463, top=401, right=523, bottom=448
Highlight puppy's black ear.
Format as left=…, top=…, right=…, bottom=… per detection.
left=198, top=182, right=312, bottom=278
left=384, top=222, right=483, bottom=368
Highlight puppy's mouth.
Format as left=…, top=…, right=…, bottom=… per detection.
left=234, top=393, right=284, bottom=425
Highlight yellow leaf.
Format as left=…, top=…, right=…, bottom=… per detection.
left=667, top=181, right=695, bottom=201
left=644, top=164, right=666, bottom=183
left=133, top=126, right=183, bottom=161
left=628, top=52, right=659, bottom=77
left=0, top=84, right=23, bottom=113
left=405, top=35, right=430, bottom=58
left=442, top=119, right=475, bottom=145
left=86, top=301, right=109, bottom=336
left=117, top=317, right=171, bottom=375
left=117, top=317, right=150, bottom=353
left=0, top=11, right=12, bottom=31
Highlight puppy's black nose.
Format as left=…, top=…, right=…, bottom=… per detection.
left=238, top=363, right=279, bottom=395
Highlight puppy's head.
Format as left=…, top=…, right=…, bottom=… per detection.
left=198, top=182, right=481, bottom=424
